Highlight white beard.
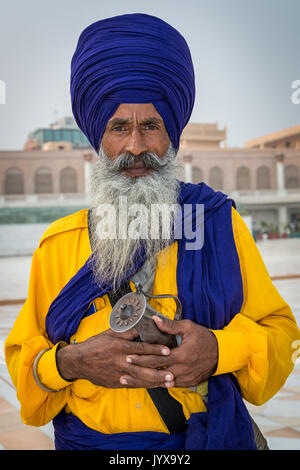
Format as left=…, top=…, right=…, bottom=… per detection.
left=88, top=143, right=182, bottom=289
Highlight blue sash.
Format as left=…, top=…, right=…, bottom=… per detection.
left=46, top=181, right=257, bottom=450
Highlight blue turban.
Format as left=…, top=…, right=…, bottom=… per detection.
left=70, top=13, right=195, bottom=152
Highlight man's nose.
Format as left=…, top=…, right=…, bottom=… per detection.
left=124, top=128, right=148, bottom=156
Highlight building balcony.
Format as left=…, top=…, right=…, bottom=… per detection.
left=0, top=193, right=91, bottom=207
left=228, top=189, right=300, bottom=205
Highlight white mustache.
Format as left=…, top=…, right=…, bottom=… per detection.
left=105, top=151, right=169, bottom=173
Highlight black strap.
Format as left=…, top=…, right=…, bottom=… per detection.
left=107, top=282, right=187, bottom=434
left=108, top=282, right=132, bottom=305
left=146, top=387, right=187, bottom=434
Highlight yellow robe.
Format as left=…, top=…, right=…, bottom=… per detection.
left=4, top=207, right=300, bottom=434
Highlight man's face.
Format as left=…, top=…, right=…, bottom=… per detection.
left=101, top=103, right=170, bottom=178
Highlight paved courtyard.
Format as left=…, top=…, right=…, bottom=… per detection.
left=0, top=238, right=300, bottom=450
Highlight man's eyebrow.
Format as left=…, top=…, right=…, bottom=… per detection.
left=108, top=116, right=163, bottom=126
left=140, top=117, right=163, bottom=126
left=141, top=117, right=163, bottom=124
left=108, top=117, right=131, bottom=126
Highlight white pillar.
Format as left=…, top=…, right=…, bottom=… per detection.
left=278, top=205, right=288, bottom=235
left=83, top=152, right=93, bottom=195
left=275, top=153, right=286, bottom=195
left=183, top=154, right=193, bottom=183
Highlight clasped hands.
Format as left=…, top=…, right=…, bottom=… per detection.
left=57, top=315, right=219, bottom=389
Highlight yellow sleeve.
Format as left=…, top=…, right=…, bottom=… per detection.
left=36, top=341, right=72, bottom=391
left=4, top=247, right=72, bottom=426
left=211, top=208, right=300, bottom=405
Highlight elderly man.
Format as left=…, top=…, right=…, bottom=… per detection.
left=5, top=13, right=300, bottom=450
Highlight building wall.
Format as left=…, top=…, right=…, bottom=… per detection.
left=244, top=125, right=300, bottom=150
left=262, top=134, right=300, bottom=150
left=178, top=148, right=300, bottom=192
left=180, top=122, right=227, bottom=149
left=1, top=148, right=300, bottom=196
left=0, top=150, right=91, bottom=195
left=177, top=147, right=300, bottom=236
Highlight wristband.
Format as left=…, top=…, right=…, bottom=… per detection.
left=33, top=348, right=62, bottom=393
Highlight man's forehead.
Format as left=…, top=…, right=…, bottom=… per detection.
left=107, top=103, right=164, bottom=124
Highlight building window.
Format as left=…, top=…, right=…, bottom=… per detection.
left=256, top=166, right=271, bottom=190
left=62, top=130, right=72, bottom=142
left=236, top=166, right=251, bottom=190
left=4, top=167, right=24, bottom=194
left=285, top=141, right=291, bottom=148
left=60, top=167, right=78, bottom=193
left=44, top=129, right=53, bottom=142
left=209, top=167, right=223, bottom=190
left=285, top=165, right=300, bottom=189
left=34, top=167, right=53, bottom=194
left=73, top=130, right=82, bottom=144
left=192, top=167, right=203, bottom=183
left=54, top=130, right=62, bottom=142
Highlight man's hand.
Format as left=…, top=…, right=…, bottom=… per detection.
left=121, top=316, right=219, bottom=387
left=56, top=327, right=175, bottom=389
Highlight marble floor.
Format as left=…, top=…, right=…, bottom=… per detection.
left=0, top=238, right=300, bottom=450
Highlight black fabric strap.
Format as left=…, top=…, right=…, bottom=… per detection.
left=108, top=282, right=132, bottom=305
left=146, top=387, right=187, bottom=434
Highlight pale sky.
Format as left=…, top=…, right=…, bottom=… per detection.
left=0, top=0, right=299, bottom=150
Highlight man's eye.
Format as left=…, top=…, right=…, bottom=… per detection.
left=112, top=126, right=127, bottom=132
left=144, top=124, right=158, bottom=130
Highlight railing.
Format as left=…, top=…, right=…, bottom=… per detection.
left=0, top=193, right=91, bottom=207
left=230, top=190, right=279, bottom=197
left=228, top=189, right=300, bottom=202
left=1, top=189, right=300, bottom=206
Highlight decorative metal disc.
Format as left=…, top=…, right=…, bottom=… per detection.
left=109, top=292, right=146, bottom=332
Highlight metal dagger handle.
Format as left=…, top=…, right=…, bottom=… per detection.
left=134, top=282, right=182, bottom=321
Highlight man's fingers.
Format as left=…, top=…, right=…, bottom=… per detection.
left=106, top=327, right=139, bottom=341
left=104, top=328, right=172, bottom=356
left=120, top=376, right=175, bottom=389
left=122, top=339, right=171, bottom=357
left=126, top=353, right=173, bottom=369
left=119, top=363, right=174, bottom=388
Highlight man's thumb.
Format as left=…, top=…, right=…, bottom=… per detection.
left=152, top=315, right=183, bottom=335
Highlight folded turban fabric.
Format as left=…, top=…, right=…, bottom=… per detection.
left=70, top=13, right=195, bottom=152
